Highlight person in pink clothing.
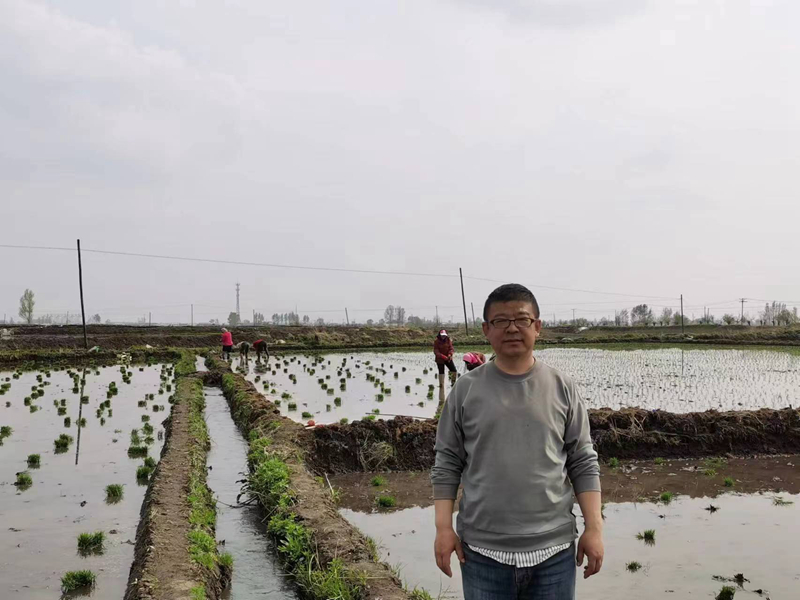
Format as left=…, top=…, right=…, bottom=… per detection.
left=221, top=328, right=233, bottom=360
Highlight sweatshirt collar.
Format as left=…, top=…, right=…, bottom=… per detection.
left=488, top=357, right=540, bottom=382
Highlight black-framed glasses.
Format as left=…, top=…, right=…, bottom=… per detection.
left=489, top=317, right=537, bottom=329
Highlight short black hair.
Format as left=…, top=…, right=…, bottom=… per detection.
left=483, top=283, right=540, bottom=321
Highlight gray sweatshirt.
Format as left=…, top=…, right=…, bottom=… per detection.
left=431, top=359, right=600, bottom=552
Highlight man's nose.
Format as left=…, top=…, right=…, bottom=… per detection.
left=506, top=321, right=520, bottom=333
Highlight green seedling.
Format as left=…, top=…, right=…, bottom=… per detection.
left=376, top=495, right=396, bottom=508
left=370, top=476, right=386, bottom=487
left=636, top=529, right=655, bottom=545
left=716, top=586, right=736, bottom=600
left=144, top=457, right=156, bottom=469
left=301, top=411, right=313, bottom=419
left=54, top=434, right=74, bottom=452
left=287, top=402, right=297, bottom=411
left=364, top=415, right=377, bottom=421
left=60, top=570, right=96, bottom=593
left=127, top=445, right=148, bottom=458
left=608, top=457, right=620, bottom=469
left=79, top=418, right=87, bottom=427
left=15, top=471, right=33, bottom=488
left=105, top=484, right=124, bottom=502
left=64, top=417, right=71, bottom=427
left=375, top=394, right=384, bottom=402
left=29, top=405, right=39, bottom=413
left=334, top=397, right=342, bottom=406
left=339, top=418, right=349, bottom=425
left=57, top=407, right=67, bottom=416
left=723, top=477, right=735, bottom=488
left=626, top=561, right=642, bottom=572
left=27, top=454, right=41, bottom=468
left=136, top=465, right=152, bottom=482
left=660, top=491, right=675, bottom=504
left=773, top=496, right=793, bottom=506
left=704, top=468, right=717, bottom=477
left=77, top=531, right=105, bottom=554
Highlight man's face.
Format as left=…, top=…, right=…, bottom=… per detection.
left=482, top=300, right=542, bottom=359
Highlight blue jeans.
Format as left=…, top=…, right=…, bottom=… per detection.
left=460, top=543, right=576, bottom=600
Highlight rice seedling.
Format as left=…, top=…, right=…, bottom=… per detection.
left=143, top=423, right=154, bottom=435
left=772, top=496, right=793, bottom=506
left=138, top=400, right=147, bottom=407
left=334, top=397, right=342, bottom=406
left=376, top=495, right=396, bottom=508
left=15, top=471, right=33, bottom=488
left=654, top=457, right=665, bottom=465
left=339, top=418, right=349, bottom=425
left=428, top=384, right=435, bottom=391
left=136, top=465, right=152, bottom=482
left=130, top=429, right=141, bottom=444
left=716, top=586, right=736, bottom=600
left=64, top=417, right=71, bottom=427
left=327, top=388, right=335, bottom=395
left=108, top=409, right=113, bottom=417
left=371, top=475, right=386, bottom=487
left=24, top=397, right=31, bottom=406
left=60, top=570, right=96, bottom=593
left=364, top=415, right=377, bottom=421
left=54, top=434, right=74, bottom=452
left=29, top=405, right=39, bottom=413
left=79, top=417, right=87, bottom=427
left=57, top=406, right=67, bottom=416
left=704, top=468, right=717, bottom=477
left=660, top=491, right=675, bottom=504
left=723, top=477, right=735, bottom=488
left=418, top=401, right=424, bottom=407
left=372, top=408, right=380, bottom=414
left=77, top=531, right=105, bottom=554
left=636, top=529, right=656, bottom=545
left=287, top=402, right=297, bottom=411
left=705, top=504, right=720, bottom=513
left=626, top=561, right=642, bottom=572
left=27, top=454, right=41, bottom=468
left=127, top=445, right=148, bottom=458
left=281, top=392, right=292, bottom=400
left=375, top=393, right=384, bottom=402
left=144, top=435, right=155, bottom=445
left=608, top=457, right=620, bottom=469
left=144, top=456, right=157, bottom=469
left=426, top=390, right=434, bottom=400
left=81, top=395, right=89, bottom=404
left=106, top=484, right=124, bottom=502
left=326, top=404, right=331, bottom=411
left=4, top=401, right=9, bottom=408
left=301, top=411, right=313, bottom=419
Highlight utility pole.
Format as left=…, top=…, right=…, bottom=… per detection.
left=345, top=308, right=350, bottom=326
left=680, top=294, right=685, bottom=335
left=236, top=283, right=241, bottom=321
left=191, top=304, right=194, bottom=327
left=740, top=298, right=746, bottom=324
left=253, top=308, right=256, bottom=327
left=76, top=239, right=88, bottom=349
left=149, top=312, right=151, bottom=326
left=470, top=302, right=475, bottom=327
left=459, top=268, right=469, bottom=334
left=435, top=305, right=439, bottom=326
left=572, top=308, right=576, bottom=326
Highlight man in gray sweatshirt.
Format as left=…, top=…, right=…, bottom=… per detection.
left=432, top=284, right=603, bottom=599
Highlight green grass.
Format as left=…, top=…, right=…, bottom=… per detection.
left=409, top=588, right=434, bottom=600
left=608, top=457, right=620, bottom=469
left=127, top=445, right=148, bottom=458
left=716, top=585, right=736, bottom=600
left=376, top=495, right=396, bottom=508
left=26, top=454, right=41, bottom=468
left=218, top=551, right=234, bottom=569
left=60, top=570, right=96, bottom=593
left=723, top=477, right=735, bottom=488
left=54, top=433, right=74, bottom=453
left=703, top=468, right=717, bottom=477
left=636, top=529, right=655, bottom=544
left=626, top=561, right=642, bottom=572
left=659, top=491, right=675, bottom=504
left=15, top=471, right=33, bottom=487
left=339, top=418, right=348, bottom=425
left=144, top=456, right=157, bottom=469
left=105, top=484, right=124, bottom=502
left=1, top=425, right=13, bottom=438
left=287, top=402, right=297, bottom=411
left=773, top=496, right=794, bottom=506
left=302, top=411, right=313, bottom=419
left=77, top=531, right=105, bottom=554
left=136, top=465, right=153, bottom=481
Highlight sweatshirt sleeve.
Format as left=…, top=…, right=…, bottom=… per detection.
left=430, top=388, right=466, bottom=500
left=564, top=381, right=601, bottom=495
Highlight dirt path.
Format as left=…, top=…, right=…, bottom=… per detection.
left=125, top=375, right=216, bottom=600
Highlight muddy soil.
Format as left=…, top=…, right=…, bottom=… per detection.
left=0, top=363, right=167, bottom=598
left=341, top=492, right=800, bottom=600
left=330, top=455, right=800, bottom=513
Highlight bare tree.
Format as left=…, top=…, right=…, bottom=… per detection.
left=616, top=309, right=629, bottom=326
left=384, top=305, right=396, bottom=326
left=18, top=289, right=35, bottom=324
left=90, top=314, right=102, bottom=324
left=722, top=314, right=737, bottom=325
left=631, top=304, right=654, bottom=326
left=227, top=312, right=240, bottom=327
left=659, top=307, right=673, bottom=326
left=395, top=306, right=406, bottom=326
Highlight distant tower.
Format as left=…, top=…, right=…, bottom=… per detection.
left=236, top=283, right=241, bottom=320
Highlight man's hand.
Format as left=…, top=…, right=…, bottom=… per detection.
left=576, top=527, right=604, bottom=579
left=434, top=527, right=465, bottom=577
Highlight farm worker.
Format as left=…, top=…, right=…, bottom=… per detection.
left=253, top=339, right=270, bottom=362
left=221, top=328, right=233, bottom=361
left=431, top=283, right=603, bottom=598
left=238, top=341, right=251, bottom=361
left=434, top=329, right=457, bottom=390
left=462, top=352, right=486, bottom=372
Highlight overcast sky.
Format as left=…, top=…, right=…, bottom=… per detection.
left=1, top=0, right=798, bottom=325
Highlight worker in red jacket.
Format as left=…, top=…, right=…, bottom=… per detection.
left=253, top=339, right=269, bottom=362
left=434, top=329, right=457, bottom=390
left=221, top=328, right=233, bottom=361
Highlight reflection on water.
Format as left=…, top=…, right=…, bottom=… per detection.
left=204, top=387, right=295, bottom=599
left=342, top=493, right=800, bottom=599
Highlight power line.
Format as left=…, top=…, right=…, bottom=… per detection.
left=463, top=275, right=677, bottom=300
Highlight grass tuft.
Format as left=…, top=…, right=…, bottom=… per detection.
left=716, top=585, right=736, bottom=600
left=626, top=561, right=642, bottom=572
left=105, top=484, right=124, bottom=502
left=77, top=531, right=105, bottom=554
left=636, top=529, right=655, bottom=545
left=27, top=454, right=41, bottom=468
left=376, top=495, right=396, bottom=508
left=60, top=570, right=96, bottom=593
left=370, top=475, right=386, bottom=487
left=723, top=477, right=735, bottom=488
left=659, top=491, right=675, bottom=504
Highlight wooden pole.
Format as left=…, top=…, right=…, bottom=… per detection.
left=345, top=308, right=350, bottom=326
left=470, top=302, right=475, bottom=327
left=77, top=240, right=88, bottom=349
left=680, top=294, right=685, bottom=335
left=191, top=304, right=194, bottom=327
left=459, top=268, right=469, bottom=334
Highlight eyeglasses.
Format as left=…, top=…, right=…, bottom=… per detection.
left=489, top=317, right=537, bottom=329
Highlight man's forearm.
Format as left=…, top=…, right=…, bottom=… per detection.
left=435, top=499, right=456, bottom=531
left=576, top=490, right=603, bottom=531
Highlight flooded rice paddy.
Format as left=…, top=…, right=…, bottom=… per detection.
left=231, top=346, right=800, bottom=424
left=204, top=386, right=295, bottom=600
left=341, top=491, right=800, bottom=599
left=0, top=361, right=170, bottom=598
